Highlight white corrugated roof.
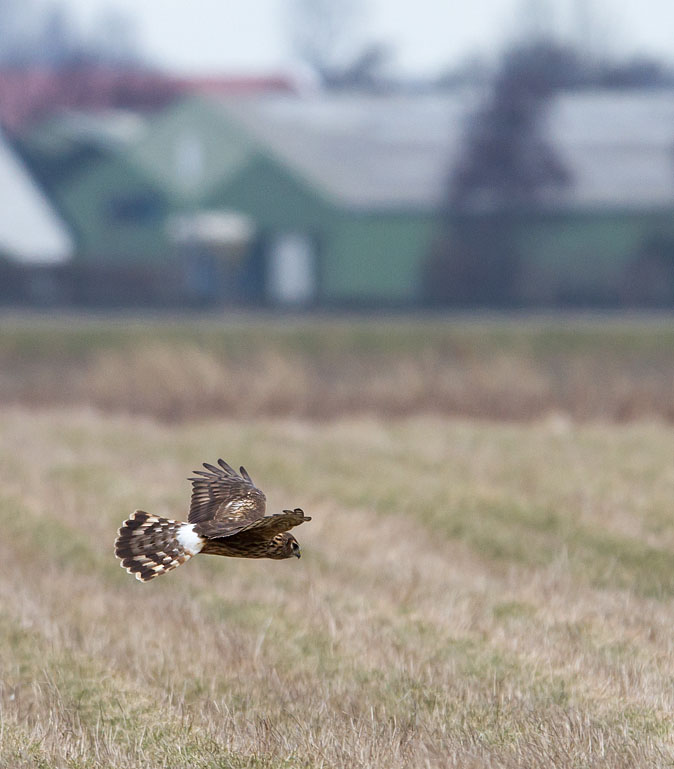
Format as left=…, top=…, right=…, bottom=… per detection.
left=0, top=130, right=73, bottom=264
left=217, top=90, right=674, bottom=211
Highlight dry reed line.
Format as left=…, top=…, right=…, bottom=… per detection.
left=1, top=341, right=674, bottom=422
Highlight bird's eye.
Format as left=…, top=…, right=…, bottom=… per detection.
left=292, top=542, right=299, bottom=550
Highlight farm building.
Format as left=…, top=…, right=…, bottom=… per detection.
left=433, top=91, right=674, bottom=306
left=15, top=111, right=178, bottom=304
left=124, top=94, right=450, bottom=307
left=13, top=90, right=674, bottom=307
left=0, top=128, right=73, bottom=302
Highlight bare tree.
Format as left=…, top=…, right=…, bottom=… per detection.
left=450, top=41, right=573, bottom=210
left=286, top=0, right=390, bottom=89
left=515, top=0, right=556, bottom=43
left=0, top=0, right=141, bottom=69
left=36, top=5, right=77, bottom=67
left=91, top=6, right=142, bottom=66
left=427, top=41, right=573, bottom=307
left=0, top=0, right=38, bottom=65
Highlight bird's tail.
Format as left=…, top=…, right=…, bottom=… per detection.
left=114, top=510, right=204, bottom=582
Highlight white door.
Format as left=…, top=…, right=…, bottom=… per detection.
left=267, top=232, right=316, bottom=305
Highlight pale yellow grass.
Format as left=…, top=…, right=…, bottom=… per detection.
left=1, top=408, right=674, bottom=767
left=2, top=316, right=674, bottom=421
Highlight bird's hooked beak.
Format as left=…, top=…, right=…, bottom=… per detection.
left=294, top=548, right=301, bottom=559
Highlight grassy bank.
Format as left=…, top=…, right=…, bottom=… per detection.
left=1, top=313, right=674, bottom=421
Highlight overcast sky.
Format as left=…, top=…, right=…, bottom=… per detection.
left=62, top=0, right=674, bottom=76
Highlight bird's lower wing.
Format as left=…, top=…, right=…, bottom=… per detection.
left=198, top=511, right=311, bottom=539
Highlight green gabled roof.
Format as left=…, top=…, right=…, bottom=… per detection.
left=16, top=110, right=148, bottom=196
left=21, top=109, right=147, bottom=158
left=128, top=95, right=259, bottom=205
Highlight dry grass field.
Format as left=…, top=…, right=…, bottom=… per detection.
left=2, top=409, right=674, bottom=767
left=2, top=316, right=674, bottom=767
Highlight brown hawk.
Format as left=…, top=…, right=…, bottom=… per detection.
left=114, top=459, right=311, bottom=582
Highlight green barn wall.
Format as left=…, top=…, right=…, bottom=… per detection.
left=210, top=157, right=437, bottom=305
left=208, top=153, right=333, bottom=231
left=55, top=156, right=171, bottom=263
left=322, top=213, right=437, bottom=304
left=517, top=210, right=674, bottom=303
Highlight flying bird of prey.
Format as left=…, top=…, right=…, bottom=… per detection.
left=115, top=459, right=311, bottom=582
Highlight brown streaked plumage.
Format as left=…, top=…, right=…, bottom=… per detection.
left=114, top=459, right=311, bottom=582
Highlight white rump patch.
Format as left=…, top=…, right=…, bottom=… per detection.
left=177, top=523, right=204, bottom=555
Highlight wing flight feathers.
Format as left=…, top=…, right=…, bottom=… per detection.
left=187, top=458, right=266, bottom=532
left=240, top=466, right=253, bottom=483
left=187, top=458, right=310, bottom=541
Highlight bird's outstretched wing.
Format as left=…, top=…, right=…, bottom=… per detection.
left=236, top=509, right=311, bottom=538
left=188, top=459, right=267, bottom=538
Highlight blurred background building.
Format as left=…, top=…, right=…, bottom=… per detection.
left=2, top=0, right=674, bottom=308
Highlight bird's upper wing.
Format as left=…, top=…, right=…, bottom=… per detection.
left=188, top=459, right=267, bottom=538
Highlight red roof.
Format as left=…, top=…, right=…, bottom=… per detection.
left=0, top=67, right=297, bottom=133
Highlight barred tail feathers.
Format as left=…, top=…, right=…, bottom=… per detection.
left=115, top=511, right=204, bottom=582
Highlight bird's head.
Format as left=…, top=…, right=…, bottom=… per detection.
left=269, top=532, right=302, bottom=559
